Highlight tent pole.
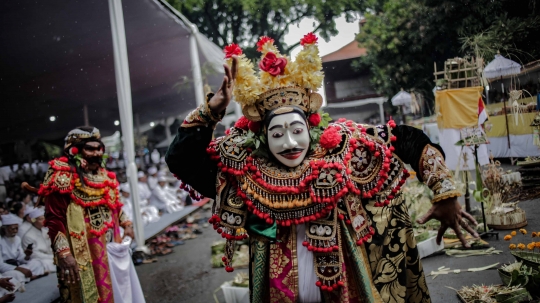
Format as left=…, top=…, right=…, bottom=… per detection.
left=108, top=0, right=147, bottom=252
left=189, top=25, right=204, bottom=107
left=378, top=100, right=384, bottom=123
left=83, top=104, right=90, bottom=126
left=501, top=80, right=511, bottom=149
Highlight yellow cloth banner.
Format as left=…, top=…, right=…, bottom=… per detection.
left=436, top=87, right=484, bottom=129
left=485, top=112, right=536, bottom=137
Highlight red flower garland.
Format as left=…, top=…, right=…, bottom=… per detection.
left=319, top=126, right=342, bottom=149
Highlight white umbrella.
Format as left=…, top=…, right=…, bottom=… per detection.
left=391, top=90, right=412, bottom=124
left=484, top=54, right=521, bottom=79
left=391, top=90, right=412, bottom=106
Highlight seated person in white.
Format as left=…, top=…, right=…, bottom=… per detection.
left=21, top=208, right=55, bottom=273
left=134, top=175, right=160, bottom=225
left=0, top=275, right=17, bottom=303
left=119, top=183, right=134, bottom=222
left=11, top=203, right=31, bottom=239
left=147, top=166, right=158, bottom=190
left=0, top=214, right=45, bottom=282
left=150, top=177, right=183, bottom=213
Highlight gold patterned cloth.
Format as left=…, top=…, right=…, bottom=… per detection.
left=42, top=157, right=129, bottom=303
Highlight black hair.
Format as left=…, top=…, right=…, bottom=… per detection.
left=10, top=202, right=24, bottom=217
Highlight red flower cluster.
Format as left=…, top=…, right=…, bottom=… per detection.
left=300, top=32, right=318, bottom=46
left=248, top=121, right=261, bottom=133
left=224, top=43, right=242, bottom=58
left=256, top=36, right=274, bottom=51
left=234, top=116, right=249, bottom=130
left=319, top=126, right=342, bottom=149
left=308, top=113, right=321, bottom=126
left=259, top=52, right=287, bottom=76
left=70, top=147, right=79, bottom=155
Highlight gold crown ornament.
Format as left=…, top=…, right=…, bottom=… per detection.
left=223, top=33, right=324, bottom=122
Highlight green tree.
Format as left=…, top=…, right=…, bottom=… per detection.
left=166, top=0, right=363, bottom=58
left=356, top=0, right=540, bottom=111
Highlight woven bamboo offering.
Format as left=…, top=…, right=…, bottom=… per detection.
left=482, top=156, right=527, bottom=230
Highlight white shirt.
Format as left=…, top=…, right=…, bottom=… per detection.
left=137, top=182, right=152, bottom=205
left=22, top=226, right=53, bottom=262
left=0, top=236, right=26, bottom=272
left=147, top=176, right=158, bottom=190
left=18, top=221, right=32, bottom=239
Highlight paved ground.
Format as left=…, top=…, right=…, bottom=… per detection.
left=136, top=195, right=540, bottom=303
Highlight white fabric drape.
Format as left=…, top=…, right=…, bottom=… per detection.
left=107, top=240, right=145, bottom=303
left=295, top=224, right=321, bottom=303
left=487, top=135, right=540, bottom=157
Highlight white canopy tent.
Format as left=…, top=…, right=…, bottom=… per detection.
left=108, top=0, right=224, bottom=250
left=484, top=54, right=522, bottom=79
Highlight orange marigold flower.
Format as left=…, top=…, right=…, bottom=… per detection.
left=509, top=244, right=517, bottom=250
left=517, top=243, right=526, bottom=250
left=527, top=243, right=535, bottom=251
left=504, top=235, right=512, bottom=241
left=536, top=242, right=540, bottom=248
left=511, top=231, right=517, bottom=236
left=520, top=229, right=527, bottom=235
left=533, top=232, right=538, bottom=238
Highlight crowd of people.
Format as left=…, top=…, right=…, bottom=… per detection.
left=117, top=165, right=190, bottom=227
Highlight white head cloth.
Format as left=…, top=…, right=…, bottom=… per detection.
left=137, top=171, right=145, bottom=179
left=120, top=183, right=131, bottom=193
left=1, top=214, right=22, bottom=226
left=148, top=167, right=158, bottom=175
left=28, top=207, right=45, bottom=219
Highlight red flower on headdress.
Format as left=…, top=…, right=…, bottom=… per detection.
left=225, top=128, right=231, bottom=135
left=256, top=36, right=274, bottom=51
left=300, top=32, right=318, bottom=46
left=248, top=121, right=261, bottom=133
left=259, top=52, right=287, bottom=76
left=320, top=126, right=342, bottom=150
left=70, top=147, right=79, bottom=155
left=224, top=43, right=243, bottom=58
left=234, top=116, right=250, bottom=130
left=308, top=113, right=321, bottom=126
left=107, top=172, right=116, bottom=179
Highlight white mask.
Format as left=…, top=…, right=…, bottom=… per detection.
left=267, top=112, right=310, bottom=167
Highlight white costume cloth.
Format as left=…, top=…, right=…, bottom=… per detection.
left=107, top=240, right=145, bottom=303
left=150, top=186, right=183, bottom=213
left=21, top=226, right=55, bottom=272
left=295, top=224, right=321, bottom=303
left=17, top=221, right=32, bottom=239
left=0, top=236, right=45, bottom=277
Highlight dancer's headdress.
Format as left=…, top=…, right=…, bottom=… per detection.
left=224, top=33, right=324, bottom=122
